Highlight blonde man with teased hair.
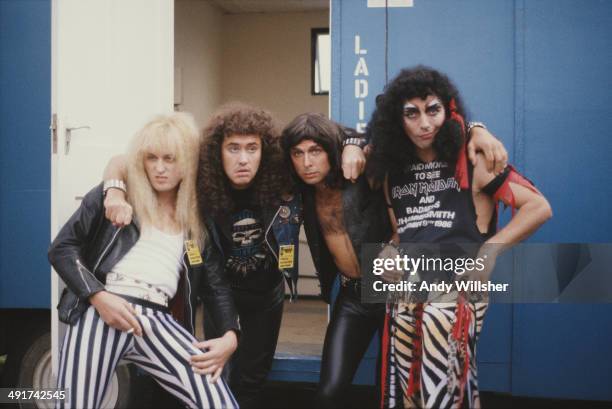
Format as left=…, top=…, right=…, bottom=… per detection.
left=49, top=112, right=240, bottom=409
left=126, top=112, right=204, bottom=248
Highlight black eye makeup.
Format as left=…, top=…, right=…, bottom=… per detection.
left=426, top=103, right=443, bottom=115
left=403, top=107, right=419, bottom=118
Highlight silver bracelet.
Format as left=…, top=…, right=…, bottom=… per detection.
left=467, top=121, right=487, bottom=135
left=103, top=179, right=127, bottom=196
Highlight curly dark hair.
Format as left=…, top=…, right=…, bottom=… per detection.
left=196, top=102, right=290, bottom=219
left=281, top=113, right=348, bottom=189
left=366, top=66, right=469, bottom=185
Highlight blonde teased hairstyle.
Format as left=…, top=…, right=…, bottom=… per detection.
left=126, top=112, right=204, bottom=248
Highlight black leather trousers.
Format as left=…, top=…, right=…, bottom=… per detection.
left=205, top=280, right=284, bottom=409
left=315, top=281, right=386, bottom=408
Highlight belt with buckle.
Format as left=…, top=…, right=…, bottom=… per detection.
left=340, top=275, right=361, bottom=293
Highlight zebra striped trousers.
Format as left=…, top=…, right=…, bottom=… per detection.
left=56, top=304, right=238, bottom=409
left=383, top=302, right=488, bottom=409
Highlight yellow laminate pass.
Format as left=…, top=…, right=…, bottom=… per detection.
left=278, top=245, right=295, bottom=269
left=184, top=240, right=203, bottom=266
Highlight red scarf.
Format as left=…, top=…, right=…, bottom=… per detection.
left=450, top=98, right=470, bottom=190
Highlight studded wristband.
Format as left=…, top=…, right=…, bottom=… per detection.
left=342, top=137, right=368, bottom=149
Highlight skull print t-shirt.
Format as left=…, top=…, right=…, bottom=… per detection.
left=216, top=188, right=279, bottom=293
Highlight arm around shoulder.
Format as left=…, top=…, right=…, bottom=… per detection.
left=467, top=125, right=508, bottom=174
left=102, top=154, right=128, bottom=181
left=102, top=154, right=132, bottom=226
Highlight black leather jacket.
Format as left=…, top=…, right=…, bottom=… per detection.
left=302, top=176, right=392, bottom=303
left=48, top=183, right=239, bottom=336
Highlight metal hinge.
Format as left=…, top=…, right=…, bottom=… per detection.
left=50, top=113, right=57, bottom=154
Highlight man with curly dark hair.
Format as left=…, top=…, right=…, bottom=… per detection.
left=281, top=111, right=509, bottom=408
left=192, top=103, right=302, bottom=408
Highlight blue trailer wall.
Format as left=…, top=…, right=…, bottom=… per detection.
left=0, top=0, right=51, bottom=308
left=331, top=0, right=612, bottom=401
left=510, top=0, right=612, bottom=401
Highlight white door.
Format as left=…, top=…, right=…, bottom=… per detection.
left=50, top=0, right=174, bottom=380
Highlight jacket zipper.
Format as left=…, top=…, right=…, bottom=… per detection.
left=182, top=252, right=194, bottom=334
left=75, top=259, right=93, bottom=294
left=92, top=227, right=123, bottom=273
left=67, top=227, right=123, bottom=319
left=264, top=207, right=281, bottom=263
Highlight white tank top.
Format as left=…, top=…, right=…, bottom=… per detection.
left=105, top=226, right=184, bottom=302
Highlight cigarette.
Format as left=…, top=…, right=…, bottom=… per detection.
left=126, top=328, right=134, bottom=334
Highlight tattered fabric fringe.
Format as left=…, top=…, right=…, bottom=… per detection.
left=492, top=165, right=542, bottom=217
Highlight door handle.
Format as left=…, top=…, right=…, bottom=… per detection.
left=65, top=125, right=91, bottom=154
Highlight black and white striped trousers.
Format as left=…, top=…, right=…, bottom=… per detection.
left=56, top=304, right=238, bottom=409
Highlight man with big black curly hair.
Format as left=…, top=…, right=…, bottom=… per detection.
left=367, top=66, right=551, bottom=408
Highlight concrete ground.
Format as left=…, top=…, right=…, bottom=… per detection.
left=145, top=380, right=611, bottom=408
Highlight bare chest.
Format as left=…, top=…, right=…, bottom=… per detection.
left=315, top=190, right=360, bottom=277
left=315, top=190, right=346, bottom=235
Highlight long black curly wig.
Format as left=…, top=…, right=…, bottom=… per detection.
left=366, top=66, right=469, bottom=186
left=196, top=102, right=290, bottom=219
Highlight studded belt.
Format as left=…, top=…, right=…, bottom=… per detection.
left=105, top=272, right=170, bottom=307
